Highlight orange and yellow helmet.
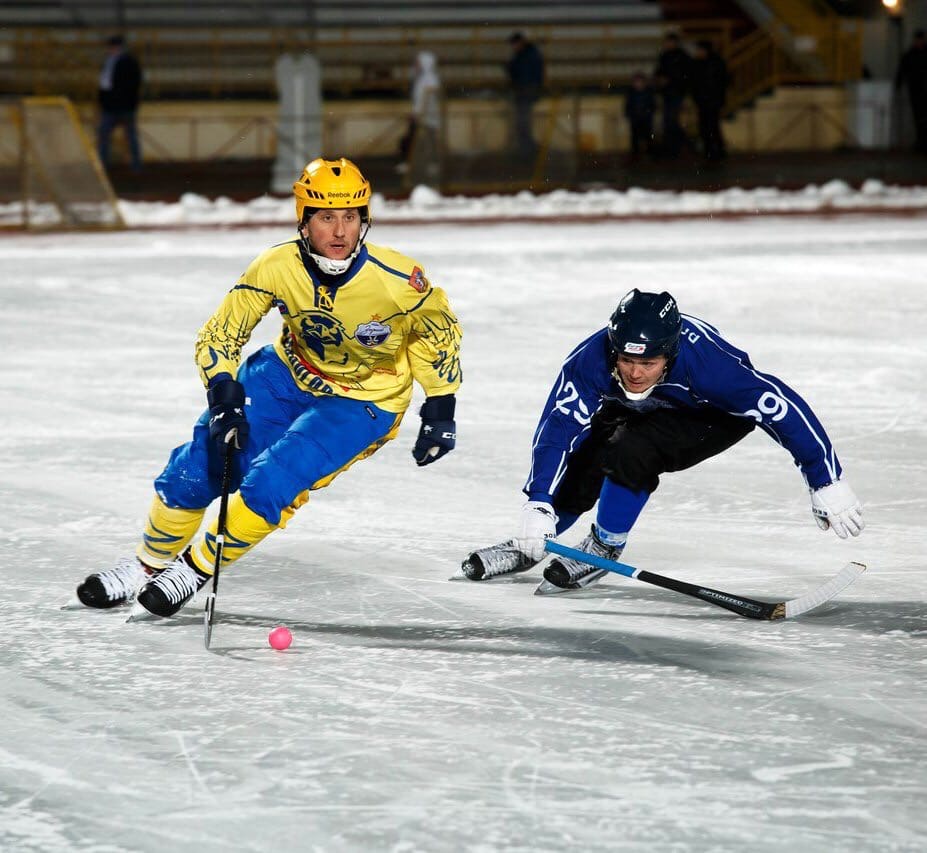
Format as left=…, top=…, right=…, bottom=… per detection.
left=293, top=157, right=371, bottom=224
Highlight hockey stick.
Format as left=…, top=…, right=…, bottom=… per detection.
left=204, top=436, right=235, bottom=649
left=544, top=541, right=865, bottom=620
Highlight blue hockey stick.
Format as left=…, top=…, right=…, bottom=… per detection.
left=544, top=540, right=864, bottom=620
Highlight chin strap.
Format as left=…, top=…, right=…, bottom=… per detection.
left=300, top=222, right=370, bottom=276
left=612, top=367, right=665, bottom=400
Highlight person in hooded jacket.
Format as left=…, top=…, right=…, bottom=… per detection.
left=397, top=51, right=443, bottom=184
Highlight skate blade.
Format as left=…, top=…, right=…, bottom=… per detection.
left=448, top=568, right=493, bottom=582
left=449, top=568, right=536, bottom=583
left=60, top=596, right=132, bottom=611
left=125, top=602, right=160, bottom=623
left=534, top=570, right=609, bottom=596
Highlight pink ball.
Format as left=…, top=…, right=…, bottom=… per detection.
left=268, top=626, right=293, bottom=650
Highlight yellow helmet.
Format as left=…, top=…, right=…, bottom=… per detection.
left=293, top=157, right=371, bottom=224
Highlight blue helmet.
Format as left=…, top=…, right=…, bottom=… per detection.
left=608, top=289, right=681, bottom=361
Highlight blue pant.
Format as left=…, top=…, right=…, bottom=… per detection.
left=154, top=346, right=400, bottom=525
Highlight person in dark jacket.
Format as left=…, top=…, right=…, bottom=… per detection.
left=653, top=33, right=692, bottom=159
left=97, top=35, right=143, bottom=171
left=691, top=40, right=729, bottom=162
left=505, top=32, right=545, bottom=157
left=624, top=72, right=656, bottom=160
left=894, top=30, right=927, bottom=153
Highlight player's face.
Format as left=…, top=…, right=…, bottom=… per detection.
left=615, top=353, right=668, bottom=393
left=302, top=209, right=362, bottom=260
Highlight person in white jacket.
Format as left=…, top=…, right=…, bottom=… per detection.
left=397, top=51, right=442, bottom=184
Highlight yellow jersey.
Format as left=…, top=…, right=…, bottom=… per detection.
left=195, top=240, right=462, bottom=414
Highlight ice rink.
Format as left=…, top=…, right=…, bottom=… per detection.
left=1, top=213, right=925, bottom=852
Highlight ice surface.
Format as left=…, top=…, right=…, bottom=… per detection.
left=1, top=214, right=925, bottom=852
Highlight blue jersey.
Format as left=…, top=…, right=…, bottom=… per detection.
left=525, top=314, right=842, bottom=502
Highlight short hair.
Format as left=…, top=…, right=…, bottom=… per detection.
left=106, top=35, right=125, bottom=47
left=508, top=32, right=525, bottom=45
left=915, top=30, right=925, bottom=40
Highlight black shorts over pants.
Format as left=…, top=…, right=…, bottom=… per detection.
left=553, top=405, right=756, bottom=517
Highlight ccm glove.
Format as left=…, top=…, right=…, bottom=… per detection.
left=207, top=379, right=249, bottom=456
left=515, top=501, right=558, bottom=561
left=810, top=479, right=863, bottom=539
left=412, top=394, right=456, bottom=466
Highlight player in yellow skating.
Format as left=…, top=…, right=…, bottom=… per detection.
left=75, top=157, right=462, bottom=618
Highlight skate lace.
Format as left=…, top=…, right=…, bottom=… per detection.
left=98, top=557, right=143, bottom=600
left=482, top=540, right=530, bottom=577
left=152, top=558, right=200, bottom=605
left=564, top=533, right=619, bottom=580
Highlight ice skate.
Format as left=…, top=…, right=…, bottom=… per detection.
left=127, top=551, right=211, bottom=621
left=534, top=527, right=619, bottom=595
left=74, top=556, right=149, bottom=609
left=458, top=539, right=538, bottom=581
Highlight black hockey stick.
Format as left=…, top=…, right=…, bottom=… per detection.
left=545, top=541, right=865, bottom=620
left=204, top=436, right=235, bottom=649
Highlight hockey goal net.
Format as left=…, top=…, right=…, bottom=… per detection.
left=0, top=96, right=125, bottom=231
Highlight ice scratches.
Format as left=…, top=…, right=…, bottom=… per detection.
left=0, top=802, right=75, bottom=853
left=174, top=731, right=213, bottom=797
left=752, top=752, right=854, bottom=782
left=0, top=746, right=95, bottom=793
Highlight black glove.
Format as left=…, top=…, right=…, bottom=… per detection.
left=207, top=379, right=249, bottom=456
left=412, top=394, right=456, bottom=466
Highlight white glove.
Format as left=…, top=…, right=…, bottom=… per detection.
left=515, top=501, right=558, bottom=561
left=810, top=480, right=863, bottom=539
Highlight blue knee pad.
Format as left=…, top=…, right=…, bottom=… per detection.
left=240, top=395, right=395, bottom=526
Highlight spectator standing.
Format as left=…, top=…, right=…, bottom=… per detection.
left=97, top=35, right=143, bottom=172
left=397, top=51, right=443, bottom=185
left=691, top=40, right=729, bottom=162
left=894, top=30, right=927, bottom=153
left=653, top=33, right=692, bottom=159
left=624, top=72, right=656, bottom=161
left=505, top=32, right=545, bottom=158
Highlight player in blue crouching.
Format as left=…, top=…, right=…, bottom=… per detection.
left=462, top=289, right=863, bottom=594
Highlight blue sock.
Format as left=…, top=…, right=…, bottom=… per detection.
left=595, top=479, right=649, bottom=546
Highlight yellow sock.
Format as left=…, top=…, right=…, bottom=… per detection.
left=136, top=496, right=205, bottom=569
left=187, top=493, right=280, bottom=574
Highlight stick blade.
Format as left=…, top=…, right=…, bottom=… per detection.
left=782, top=561, right=866, bottom=619
left=203, top=593, right=216, bottom=649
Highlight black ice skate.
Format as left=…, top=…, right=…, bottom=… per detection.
left=75, top=556, right=148, bottom=609
left=128, top=551, right=211, bottom=620
left=535, top=526, right=619, bottom=595
left=460, top=539, right=538, bottom=581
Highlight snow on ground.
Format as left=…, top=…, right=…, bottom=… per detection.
left=1, top=210, right=925, bottom=852
left=106, top=180, right=927, bottom=228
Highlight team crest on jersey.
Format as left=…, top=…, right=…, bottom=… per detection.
left=299, top=312, right=346, bottom=360
left=624, top=342, right=646, bottom=355
left=355, top=320, right=392, bottom=347
left=408, top=267, right=429, bottom=293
